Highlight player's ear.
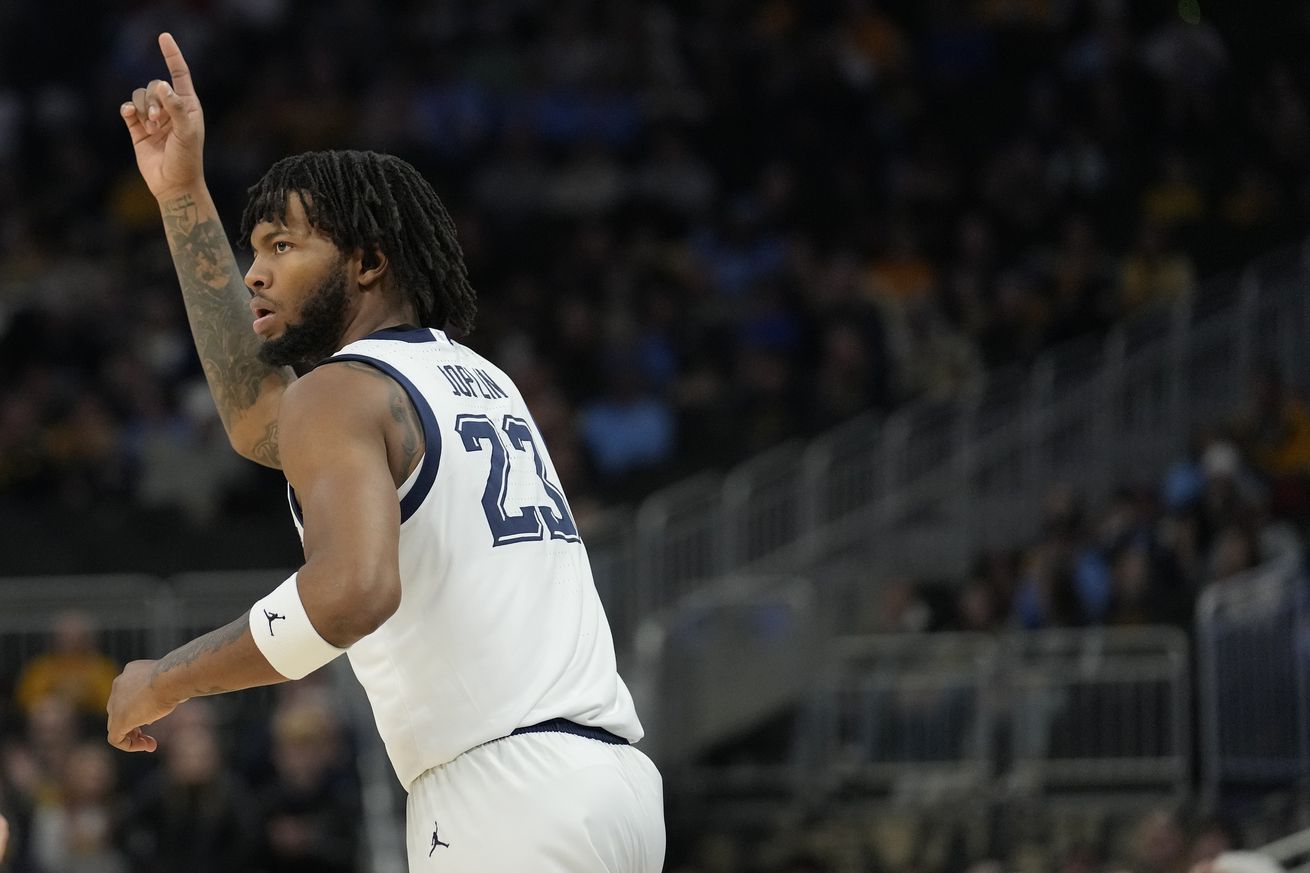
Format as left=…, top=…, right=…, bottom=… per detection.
left=357, top=247, right=388, bottom=289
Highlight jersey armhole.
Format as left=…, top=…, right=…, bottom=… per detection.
left=320, top=354, right=442, bottom=523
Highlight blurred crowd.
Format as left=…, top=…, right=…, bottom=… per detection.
left=0, top=613, right=364, bottom=873
left=656, top=357, right=1310, bottom=873
left=854, top=363, right=1310, bottom=638
left=2, top=1, right=1310, bottom=872
left=1, top=0, right=1308, bottom=548
left=668, top=805, right=1296, bottom=873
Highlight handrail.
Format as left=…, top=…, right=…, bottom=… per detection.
left=1196, top=551, right=1309, bottom=808
left=1261, top=827, right=1310, bottom=865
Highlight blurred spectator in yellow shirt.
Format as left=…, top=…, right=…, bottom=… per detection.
left=1141, top=152, right=1207, bottom=230
left=1121, top=222, right=1196, bottom=316
left=14, top=611, right=118, bottom=718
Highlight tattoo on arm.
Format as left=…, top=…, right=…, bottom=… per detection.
left=339, top=361, right=424, bottom=478
left=150, top=616, right=249, bottom=697
left=390, top=383, right=422, bottom=476
left=251, top=419, right=280, bottom=468
left=160, top=193, right=292, bottom=441
left=191, top=687, right=233, bottom=698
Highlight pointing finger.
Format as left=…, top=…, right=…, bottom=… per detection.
left=158, top=32, right=196, bottom=98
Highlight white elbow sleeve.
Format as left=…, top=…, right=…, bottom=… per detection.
left=249, top=573, right=347, bottom=680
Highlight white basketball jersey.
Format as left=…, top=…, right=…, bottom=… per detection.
left=285, top=325, right=643, bottom=789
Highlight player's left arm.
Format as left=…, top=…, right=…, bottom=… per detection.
left=106, top=366, right=403, bottom=752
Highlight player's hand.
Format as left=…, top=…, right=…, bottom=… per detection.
left=106, top=659, right=177, bottom=753
left=0, top=813, right=8, bottom=862
left=119, top=32, right=205, bottom=201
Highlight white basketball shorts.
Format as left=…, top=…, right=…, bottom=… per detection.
left=405, top=725, right=665, bottom=872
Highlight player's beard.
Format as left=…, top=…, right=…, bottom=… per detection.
left=257, top=260, right=351, bottom=370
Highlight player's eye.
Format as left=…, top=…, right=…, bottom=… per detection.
left=273, top=240, right=292, bottom=254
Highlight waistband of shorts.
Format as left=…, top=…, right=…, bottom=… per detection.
left=509, top=718, right=630, bottom=746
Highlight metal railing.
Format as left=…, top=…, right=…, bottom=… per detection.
left=812, top=633, right=998, bottom=802
left=633, top=576, right=820, bottom=769
left=588, top=236, right=1310, bottom=641
left=1197, top=550, right=1310, bottom=805
left=670, top=626, right=1193, bottom=803
left=1263, top=825, right=1310, bottom=873
left=1003, top=628, right=1191, bottom=792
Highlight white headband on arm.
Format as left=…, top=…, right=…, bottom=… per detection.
left=249, top=573, right=346, bottom=680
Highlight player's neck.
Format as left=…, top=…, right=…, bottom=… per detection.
left=336, top=304, right=422, bottom=349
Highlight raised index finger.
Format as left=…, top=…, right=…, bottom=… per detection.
left=158, top=32, right=196, bottom=97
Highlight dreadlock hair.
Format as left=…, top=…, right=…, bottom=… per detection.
left=240, top=150, right=477, bottom=335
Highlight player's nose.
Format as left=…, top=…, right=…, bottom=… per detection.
left=244, top=261, right=269, bottom=292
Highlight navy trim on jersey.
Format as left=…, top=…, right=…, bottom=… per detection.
left=321, top=354, right=442, bottom=523
left=359, top=325, right=440, bottom=344
left=288, top=483, right=304, bottom=526
left=510, top=719, right=630, bottom=746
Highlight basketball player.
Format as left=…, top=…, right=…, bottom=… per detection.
left=105, top=34, right=664, bottom=872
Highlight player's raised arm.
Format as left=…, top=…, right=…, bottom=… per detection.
left=120, top=33, right=293, bottom=468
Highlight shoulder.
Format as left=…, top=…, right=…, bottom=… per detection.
left=283, top=358, right=399, bottom=410
left=279, top=358, right=400, bottom=439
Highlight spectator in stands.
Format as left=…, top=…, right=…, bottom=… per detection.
left=954, top=580, right=1002, bottom=633
left=29, top=743, right=126, bottom=873
left=811, top=317, right=893, bottom=428
left=1012, top=544, right=1083, bottom=629
left=1043, top=216, right=1116, bottom=346
left=3, top=694, right=80, bottom=809
left=868, top=226, right=938, bottom=316
left=1220, top=163, right=1287, bottom=254
left=864, top=578, right=934, bottom=634
left=1207, top=523, right=1259, bottom=581
left=1131, top=809, right=1190, bottom=873
left=977, top=269, right=1050, bottom=369
left=1121, top=221, right=1197, bottom=316
left=121, top=702, right=254, bottom=873
left=730, top=341, right=801, bottom=457
left=13, top=612, right=117, bottom=719
left=1140, top=151, right=1209, bottom=231
left=40, top=395, right=125, bottom=512
left=253, top=691, right=360, bottom=873
left=1189, top=816, right=1239, bottom=867
left=1236, top=365, right=1310, bottom=516
left=1107, top=537, right=1190, bottom=627
left=580, top=353, right=676, bottom=486
left=894, top=300, right=984, bottom=405
left=1192, top=440, right=1265, bottom=565
left=0, top=394, right=48, bottom=499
